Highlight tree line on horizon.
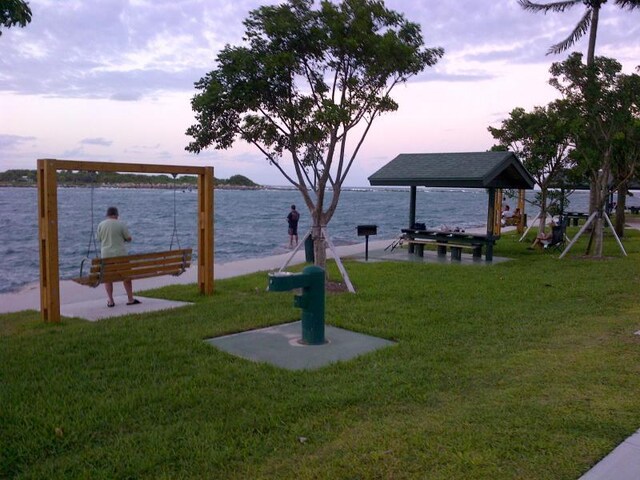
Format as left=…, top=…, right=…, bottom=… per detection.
left=0, top=169, right=259, bottom=188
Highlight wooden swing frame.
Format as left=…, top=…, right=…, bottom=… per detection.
left=37, top=159, right=215, bottom=323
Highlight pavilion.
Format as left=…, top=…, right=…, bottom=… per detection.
left=368, top=151, right=535, bottom=260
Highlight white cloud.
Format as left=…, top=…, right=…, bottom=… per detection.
left=0, top=134, right=37, bottom=150
left=80, top=138, right=113, bottom=147
left=94, top=33, right=209, bottom=73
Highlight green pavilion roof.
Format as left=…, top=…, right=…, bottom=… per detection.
left=368, top=152, right=535, bottom=189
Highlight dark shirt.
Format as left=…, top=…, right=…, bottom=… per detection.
left=287, top=210, right=299, bottom=228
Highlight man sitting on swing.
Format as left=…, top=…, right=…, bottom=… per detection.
left=97, top=206, right=140, bottom=307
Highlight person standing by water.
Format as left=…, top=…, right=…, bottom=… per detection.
left=97, top=206, right=140, bottom=307
left=287, top=204, right=300, bottom=248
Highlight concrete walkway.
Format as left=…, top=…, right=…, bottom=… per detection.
left=0, top=238, right=393, bottom=316
left=578, top=429, right=640, bottom=480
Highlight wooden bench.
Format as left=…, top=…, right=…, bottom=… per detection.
left=73, top=248, right=192, bottom=288
left=407, top=239, right=482, bottom=260
left=504, top=216, right=521, bottom=226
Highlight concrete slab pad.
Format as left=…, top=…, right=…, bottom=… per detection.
left=206, top=321, right=396, bottom=371
left=353, top=246, right=510, bottom=266
left=60, top=295, right=192, bottom=321
left=579, top=430, right=640, bottom=479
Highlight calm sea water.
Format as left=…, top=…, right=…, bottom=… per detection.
left=0, top=186, right=590, bottom=293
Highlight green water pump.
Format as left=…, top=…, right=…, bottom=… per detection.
left=268, top=266, right=326, bottom=345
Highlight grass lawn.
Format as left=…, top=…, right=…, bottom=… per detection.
left=2, top=226, right=640, bottom=479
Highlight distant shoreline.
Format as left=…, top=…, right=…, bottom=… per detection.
left=0, top=169, right=262, bottom=190
left=0, top=183, right=264, bottom=190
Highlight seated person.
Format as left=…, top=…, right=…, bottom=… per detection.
left=505, top=207, right=522, bottom=226
left=501, top=205, right=514, bottom=226
left=530, top=220, right=556, bottom=248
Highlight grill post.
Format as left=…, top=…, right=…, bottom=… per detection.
left=356, top=225, right=378, bottom=261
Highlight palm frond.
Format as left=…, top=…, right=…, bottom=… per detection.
left=547, top=8, right=592, bottom=55
left=614, top=0, right=640, bottom=9
left=518, top=0, right=582, bottom=13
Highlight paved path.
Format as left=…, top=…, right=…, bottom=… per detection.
left=0, top=238, right=393, bottom=315
left=578, top=430, right=640, bottom=480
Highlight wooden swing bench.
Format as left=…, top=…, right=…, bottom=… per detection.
left=73, top=248, right=192, bottom=288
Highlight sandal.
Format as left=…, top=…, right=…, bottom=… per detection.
left=126, top=299, right=141, bottom=306
left=107, top=301, right=115, bottom=308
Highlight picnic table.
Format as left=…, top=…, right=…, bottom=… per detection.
left=401, top=228, right=496, bottom=262
left=564, top=211, right=589, bottom=226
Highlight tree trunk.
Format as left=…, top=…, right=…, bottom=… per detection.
left=537, top=188, right=548, bottom=234
left=311, top=218, right=326, bottom=270
left=592, top=214, right=604, bottom=256
left=591, top=165, right=610, bottom=257
left=586, top=6, right=600, bottom=216
left=586, top=6, right=599, bottom=67
left=588, top=180, right=598, bottom=215
left=615, top=182, right=627, bottom=238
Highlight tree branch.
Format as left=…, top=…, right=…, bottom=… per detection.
left=518, top=0, right=582, bottom=14
left=547, top=8, right=592, bottom=55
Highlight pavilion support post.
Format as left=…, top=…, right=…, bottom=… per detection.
left=408, top=186, right=417, bottom=254
left=37, top=159, right=61, bottom=323
left=486, top=188, right=496, bottom=262
left=198, top=167, right=215, bottom=295
left=409, top=186, right=417, bottom=227
left=517, top=189, right=526, bottom=233
left=494, top=188, right=502, bottom=236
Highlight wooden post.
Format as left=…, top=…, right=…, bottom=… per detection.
left=198, top=167, right=215, bottom=294
left=494, top=188, right=502, bottom=236
left=37, top=159, right=61, bottom=323
left=517, top=189, right=526, bottom=234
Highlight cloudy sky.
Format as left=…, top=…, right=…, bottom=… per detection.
left=1, top=0, right=639, bottom=186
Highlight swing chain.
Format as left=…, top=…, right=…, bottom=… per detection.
left=169, top=173, right=181, bottom=250
left=85, top=171, right=99, bottom=258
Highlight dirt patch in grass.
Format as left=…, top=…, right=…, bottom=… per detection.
left=326, top=280, right=349, bottom=293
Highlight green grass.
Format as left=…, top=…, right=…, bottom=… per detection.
left=2, top=227, right=640, bottom=479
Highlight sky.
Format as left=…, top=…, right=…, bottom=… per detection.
left=1, top=0, right=639, bottom=186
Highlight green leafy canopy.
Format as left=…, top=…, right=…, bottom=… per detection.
left=185, top=0, right=443, bottom=189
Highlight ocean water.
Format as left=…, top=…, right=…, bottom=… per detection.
left=0, top=186, right=589, bottom=293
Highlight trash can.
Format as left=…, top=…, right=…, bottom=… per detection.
left=305, top=235, right=314, bottom=263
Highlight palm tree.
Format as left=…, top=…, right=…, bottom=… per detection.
left=519, top=1, right=640, bottom=66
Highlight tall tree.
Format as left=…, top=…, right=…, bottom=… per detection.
left=0, top=0, right=32, bottom=36
left=549, top=53, right=640, bottom=256
left=488, top=101, right=575, bottom=237
left=186, top=0, right=443, bottom=268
